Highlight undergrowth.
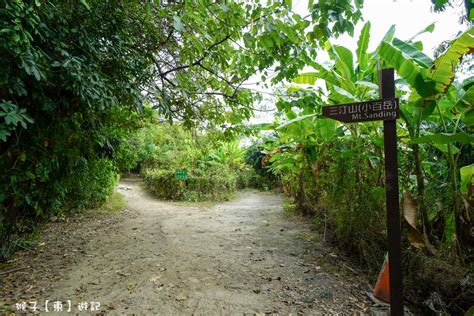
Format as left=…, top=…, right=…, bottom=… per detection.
left=268, top=138, right=473, bottom=314
left=133, top=125, right=277, bottom=202
left=100, top=192, right=127, bottom=213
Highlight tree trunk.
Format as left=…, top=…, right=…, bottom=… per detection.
left=412, top=143, right=431, bottom=237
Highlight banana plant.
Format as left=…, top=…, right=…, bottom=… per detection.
left=266, top=23, right=473, bottom=251
left=379, top=27, right=474, bottom=245
left=264, top=21, right=388, bottom=212
left=287, top=20, right=389, bottom=173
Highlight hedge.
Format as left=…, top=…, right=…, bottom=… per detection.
left=143, top=169, right=239, bottom=201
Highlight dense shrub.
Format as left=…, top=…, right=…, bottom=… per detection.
left=58, top=159, right=119, bottom=210
left=267, top=135, right=473, bottom=313
left=244, top=142, right=279, bottom=190
left=0, top=1, right=155, bottom=260
left=131, top=124, right=256, bottom=201
left=245, top=143, right=270, bottom=176
left=144, top=169, right=238, bottom=201
left=259, top=24, right=474, bottom=313
left=270, top=138, right=387, bottom=269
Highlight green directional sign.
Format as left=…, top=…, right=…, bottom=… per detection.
left=175, top=170, right=188, bottom=180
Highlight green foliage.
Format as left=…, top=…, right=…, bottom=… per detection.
left=59, top=159, right=119, bottom=210
left=431, top=0, right=474, bottom=21
left=245, top=143, right=272, bottom=175
left=0, top=0, right=155, bottom=259
left=258, top=23, right=474, bottom=313
left=0, top=100, right=33, bottom=141
left=460, top=164, right=474, bottom=193
left=144, top=169, right=237, bottom=202
left=101, top=192, right=127, bottom=213
left=281, top=25, right=474, bottom=256
left=308, top=0, right=363, bottom=41
left=242, top=141, right=282, bottom=190
left=135, top=124, right=259, bottom=201
left=314, top=141, right=386, bottom=268
left=0, top=0, right=363, bottom=260
left=0, top=0, right=469, bottom=310
left=138, top=0, right=362, bottom=127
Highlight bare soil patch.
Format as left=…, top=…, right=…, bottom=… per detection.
left=1, top=175, right=380, bottom=314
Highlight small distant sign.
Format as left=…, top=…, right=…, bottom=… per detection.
left=175, top=170, right=188, bottom=180
left=322, top=98, right=399, bottom=123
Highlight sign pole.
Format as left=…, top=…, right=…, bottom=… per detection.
left=379, top=67, right=404, bottom=315
left=320, top=65, right=403, bottom=314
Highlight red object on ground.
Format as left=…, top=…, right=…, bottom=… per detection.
left=373, top=253, right=391, bottom=304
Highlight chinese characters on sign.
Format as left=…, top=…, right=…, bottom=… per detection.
left=322, top=98, right=399, bottom=123
left=15, top=300, right=100, bottom=313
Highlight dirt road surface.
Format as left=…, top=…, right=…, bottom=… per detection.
left=1, top=175, right=376, bottom=315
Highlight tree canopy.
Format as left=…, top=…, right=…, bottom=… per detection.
left=0, top=0, right=362, bottom=255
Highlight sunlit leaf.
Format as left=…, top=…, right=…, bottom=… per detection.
left=408, top=23, right=435, bottom=42
left=392, top=38, right=432, bottom=68
left=173, top=15, right=185, bottom=32
left=456, top=85, right=474, bottom=113
left=276, top=114, right=318, bottom=129
left=379, top=41, right=435, bottom=97
left=412, top=132, right=474, bottom=145
left=79, top=0, right=90, bottom=10
left=291, top=72, right=319, bottom=85
left=356, top=21, right=371, bottom=70
left=462, top=109, right=474, bottom=126
left=431, top=28, right=474, bottom=93
left=381, top=24, right=396, bottom=43
left=331, top=85, right=359, bottom=103
left=355, top=80, right=378, bottom=90
left=460, top=164, right=474, bottom=193
left=315, top=118, right=336, bottom=141
left=331, top=45, right=355, bottom=88
left=433, top=143, right=460, bottom=154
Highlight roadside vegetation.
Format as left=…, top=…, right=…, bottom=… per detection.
left=124, top=122, right=266, bottom=201
left=258, top=24, right=474, bottom=313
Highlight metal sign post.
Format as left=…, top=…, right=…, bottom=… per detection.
left=322, top=67, right=404, bottom=315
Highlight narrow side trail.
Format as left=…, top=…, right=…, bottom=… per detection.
left=1, top=176, right=373, bottom=314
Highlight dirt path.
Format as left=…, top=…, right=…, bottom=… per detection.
left=1, top=175, right=376, bottom=314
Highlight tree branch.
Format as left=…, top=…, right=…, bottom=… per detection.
left=159, top=34, right=232, bottom=77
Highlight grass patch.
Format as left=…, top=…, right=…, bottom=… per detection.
left=100, top=192, right=127, bottom=213
left=0, top=305, right=14, bottom=312
left=282, top=198, right=298, bottom=217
